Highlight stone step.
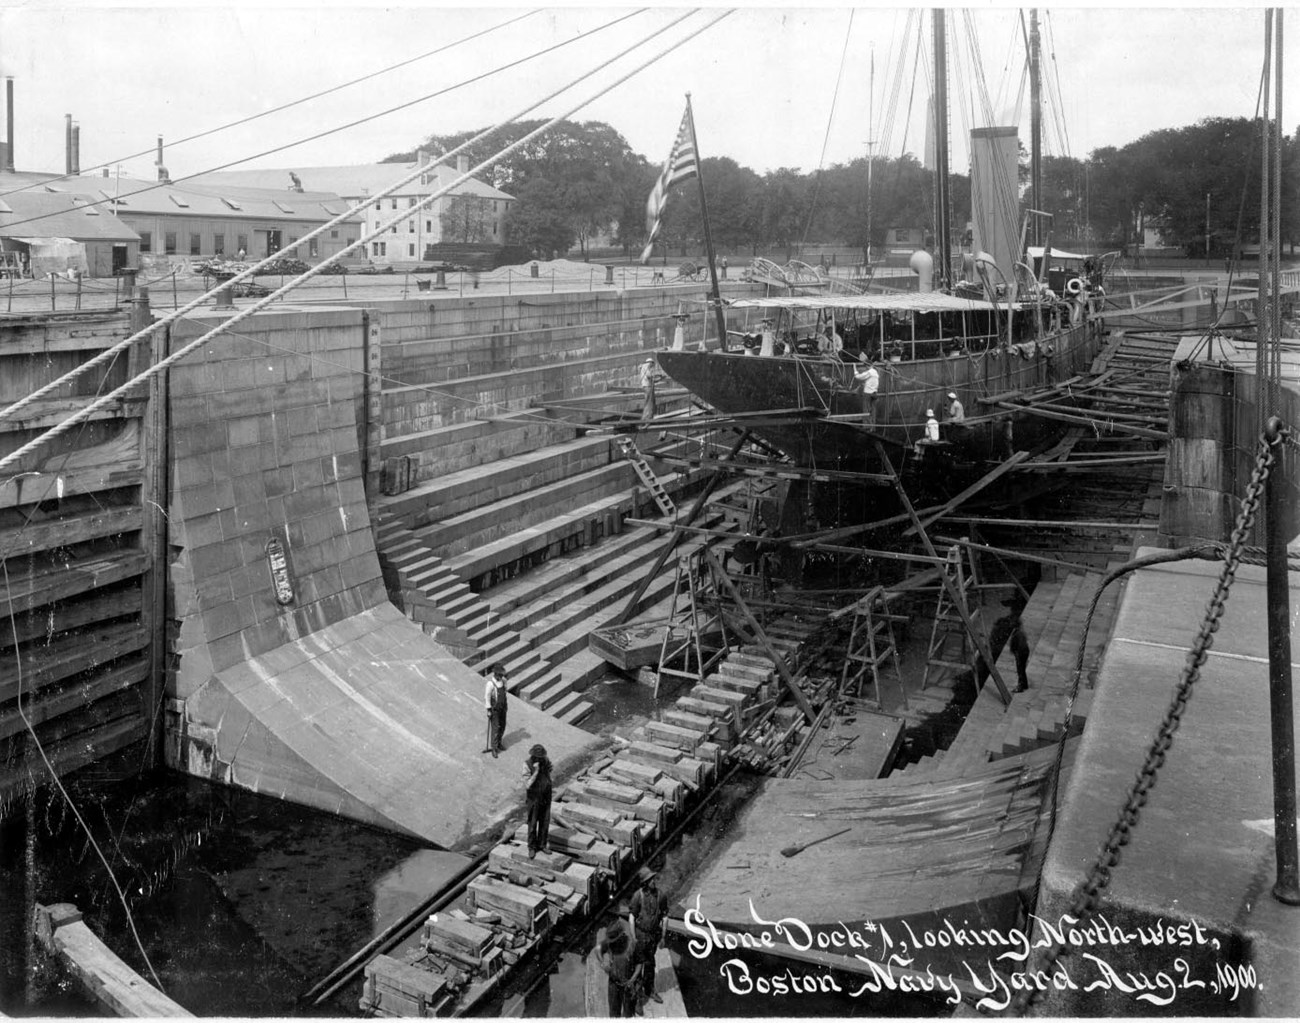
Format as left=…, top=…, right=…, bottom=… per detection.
left=484, top=525, right=662, bottom=615
left=414, top=462, right=636, bottom=559
left=522, top=673, right=576, bottom=711
left=557, top=698, right=595, bottom=728
left=389, top=435, right=618, bottom=531
left=443, top=469, right=705, bottom=585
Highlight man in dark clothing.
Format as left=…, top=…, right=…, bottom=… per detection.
left=484, top=664, right=508, bottom=757
left=628, top=868, right=668, bottom=1007
left=596, top=921, right=639, bottom=1018
left=524, top=743, right=552, bottom=858
left=975, top=596, right=1030, bottom=693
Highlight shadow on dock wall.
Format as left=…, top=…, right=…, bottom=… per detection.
left=162, top=305, right=595, bottom=846
left=1161, top=351, right=1300, bottom=546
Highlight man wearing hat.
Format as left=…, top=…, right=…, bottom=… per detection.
left=594, top=921, right=639, bottom=1018
left=914, top=408, right=941, bottom=457
left=638, top=357, right=657, bottom=420
left=945, top=390, right=965, bottom=424
left=628, top=867, right=668, bottom=1008
left=523, top=744, right=553, bottom=858
left=975, top=593, right=1030, bottom=693
left=852, top=358, right=880, bottom=417
left=483, top=664, right=509, bottom=758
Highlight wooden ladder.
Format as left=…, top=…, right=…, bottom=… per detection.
left=921, top=544, right=982, bottom=690
left=840, top=586, right=907, bottom=710
left=618, top=437, right=676, bottom=516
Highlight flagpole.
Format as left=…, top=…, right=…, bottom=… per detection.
left=685, top=94, right=729, bottom=353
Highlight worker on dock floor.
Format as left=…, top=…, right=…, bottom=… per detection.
left=595, top=921, right=639, bottom=1017
left=628, top=867, right=668, bottom=1009
left=976, top=595, right=1030, bottom=693
left=524, top=743, right=553, bottom=858
left=484, top=663, right=509, bottom=758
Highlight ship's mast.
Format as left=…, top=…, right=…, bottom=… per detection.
left=932, top=9, right=951, bottom=289
left=1030, top=9, right=1042, bottom=248
left=866, top=48, right=875, bottom=266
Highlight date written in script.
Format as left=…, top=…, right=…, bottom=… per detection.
left=679, top=896, right=1259, bottom=1010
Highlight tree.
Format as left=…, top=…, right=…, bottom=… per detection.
left=390, top=119, right=643, bottom=259
left=503, top=178, right=575, bottom=258
left=440, top=195, right=494, bottom=244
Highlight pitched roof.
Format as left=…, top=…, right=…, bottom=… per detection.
left=0, top=187, right=139, bottom=242
left=0, top=172, right=361, bottom=226
left=190, top=161, right=514, bottom=202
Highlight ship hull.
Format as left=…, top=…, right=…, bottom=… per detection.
left=658, top=323, right=1101, bottom=472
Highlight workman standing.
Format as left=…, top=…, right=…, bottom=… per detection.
left=853, top=359, right=879, bottom=416
left=945, top=390, right=965, bottom=423
left=483, top=664, right=508, bottom=758
left=595, top=922, right=640, bottom=1018
left=975, top=595, right=1031, bottom=693
left=639, top=357, right=657, bottom=420
left=628, top=868, right=668, bottom=1008
left=523, top=743, right=553, bottom=858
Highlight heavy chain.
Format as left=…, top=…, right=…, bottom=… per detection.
left=1011, top=427, right=1282, bottom=1014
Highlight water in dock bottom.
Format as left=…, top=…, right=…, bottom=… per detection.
left=0, top=742, right=456, bottom=1017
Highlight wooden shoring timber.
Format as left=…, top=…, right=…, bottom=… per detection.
left=1014, top=454, right=1168, bottom=471
left=939, top=516, right=1151, bottom=530
left=992, top=400, right=1168, bottom=440
left=33, top=903, right=193, bottom=1017
left=611, top=430, right=751, bottom=627
left=787, top=500, right=950, bottom=547
left=872, top=439, right=1010, bottom=705
left=1021, top=398, right=1167, bottom=425
left=799, top=543, right=946, bottom=565
left=645, top=452, right=894, bottom=484
left=932, top=535, right=1108, bottom=575
left=899, top=450, right=1031, bottom=539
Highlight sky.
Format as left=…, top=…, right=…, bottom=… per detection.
left=0, top=2, right=1293, bottom=188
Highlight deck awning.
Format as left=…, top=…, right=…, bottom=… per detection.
left=1028, top=245, right=1090, bottom=261
left=726, top=292, right=1011, bottom=314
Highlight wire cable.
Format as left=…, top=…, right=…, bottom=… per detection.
left=0, top=10, right=541, bottom=202
left=0, top=9, right=733, bottom=480
left=0, top=9, right=647, bottom=236
left=0, top=8, right=663, bottom=429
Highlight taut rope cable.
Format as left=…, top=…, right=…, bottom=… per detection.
left=0, top=8, right=670, bottom=430
left=0, top=9, right=733, bottom=479
left=799, top=9, right=856, bottom=248
left=0, top=10, right=540, bottom=202
left=0, top=9, right=646, bottom=237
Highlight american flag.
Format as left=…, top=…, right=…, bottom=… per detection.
left=639, top=106, right=698, bottom=264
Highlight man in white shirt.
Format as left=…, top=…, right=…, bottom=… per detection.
left=484, top=664, right=508, bottom=758
left=914, top=409, right=940, bottom=457
left=853, top=359, right=880, bottom=416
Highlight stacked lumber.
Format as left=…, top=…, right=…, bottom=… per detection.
left=362, top=614, right=824, bottom=1017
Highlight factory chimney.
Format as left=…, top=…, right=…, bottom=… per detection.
left=65, top=113, right=72, bottom=175
left=71, top=122, right=80, bottom=176
left=155, top=135, right=169, bottom=184
left=4, top=78, right=14, bottom=172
